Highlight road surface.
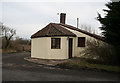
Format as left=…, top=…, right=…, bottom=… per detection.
left=2, top=52, right=120, bottom=81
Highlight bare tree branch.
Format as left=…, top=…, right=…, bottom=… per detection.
left=0, top=22, right=16, bottom=49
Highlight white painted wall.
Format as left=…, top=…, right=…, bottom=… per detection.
left=31, top=25, right=104, bottom=59
left=31, top=37, right=73, bottom=59
left=47, top=37, right=68, bottom=59
left=31, top=37, right=48, bottom=59
left=60, top=25, right=104, bottom=57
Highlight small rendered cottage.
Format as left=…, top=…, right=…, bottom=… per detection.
left=31, top=13, right=104, bottom=59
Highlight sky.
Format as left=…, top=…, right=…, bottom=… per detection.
left=0, top=0, right=111, bottom=39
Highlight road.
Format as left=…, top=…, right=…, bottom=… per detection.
left=2, top=52, right=120, bottom=81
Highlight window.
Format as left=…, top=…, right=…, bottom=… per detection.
left=78, top=37, right=85, bottom=47
left=51, top=38, right=61, bottom=49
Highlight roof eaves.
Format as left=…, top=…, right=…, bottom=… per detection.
left=31, top=35, right=76, bottom=38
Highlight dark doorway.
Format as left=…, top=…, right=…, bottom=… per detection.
left=68, top=38, right=73, bottom=59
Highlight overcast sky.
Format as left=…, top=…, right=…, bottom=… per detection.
left=0, top=0, right=111, bottom=39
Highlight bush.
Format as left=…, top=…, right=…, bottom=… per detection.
left=2, top=37, right=31, bottom=53
left=81, top=39, right=119, bottom=66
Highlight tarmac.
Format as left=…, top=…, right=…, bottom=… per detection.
left=24, top=57, right=68, bottom=67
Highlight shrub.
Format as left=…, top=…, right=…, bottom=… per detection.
left=81, top=39, right=119, bottom=65
left=2, top=37, right=31, bottom=53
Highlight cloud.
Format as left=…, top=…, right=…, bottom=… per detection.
left=2, top=2, right=108, bottom=38
left=2, top=0, right=110, bottom=2
left=0, top=2, right=2, bottom=22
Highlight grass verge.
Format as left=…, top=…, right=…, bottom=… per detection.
left=57, top=58, right=120, bottom=73
left=2, top=49, right=17, bottom=54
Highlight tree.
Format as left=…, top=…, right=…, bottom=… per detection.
left=80, top=24, right=97, bottom=34
left=97, top=2, right=120, bottom=49
left=1, top=23, right=16, bottom=49
left=97, top=2, right=120, bottom=65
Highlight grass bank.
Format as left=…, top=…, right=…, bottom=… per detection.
left=2, top=49, right=17, bottom=54
left=57, top=58, right=120, bottom=73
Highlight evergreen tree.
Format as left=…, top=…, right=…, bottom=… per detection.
left=97, top=1, right=120, bottom=65
left=97, top=2, right=120, bottom=48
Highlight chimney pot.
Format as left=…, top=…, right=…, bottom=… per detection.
left=60, top=13, right=66, bottom=24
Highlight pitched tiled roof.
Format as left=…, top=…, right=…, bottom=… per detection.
left=31, top=23, right=76, bottom=38
left=55, top=23, right=105, bottom=41
left=31, top=22, right=104, bottom=42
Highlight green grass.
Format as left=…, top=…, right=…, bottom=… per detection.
left=57, top=58, right=120, bottom=72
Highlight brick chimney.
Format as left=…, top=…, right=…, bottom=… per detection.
left=60, top=13, right=66, bottom=24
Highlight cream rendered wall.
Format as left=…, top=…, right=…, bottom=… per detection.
left=47, top=37, right=68, bottom=59
left=60, top=26, right=103, bottom=57
left=31, top=37, right=73, bottom=59
left=31, top=37, right=48, bottom=59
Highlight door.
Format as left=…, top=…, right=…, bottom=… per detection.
left=68, top=38, right=73, bottom=59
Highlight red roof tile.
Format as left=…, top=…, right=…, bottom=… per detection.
left=31, top=23, right=105, bottom=42
left=31, top=23, right=76, bottom=38
left=56, top=23, right=105, bottom=41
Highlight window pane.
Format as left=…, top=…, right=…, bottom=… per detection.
left=53, top=39, right=56, bottom=47
left=78, top=37, right=85, bottom=47
left=51, top=38, right=60, bottom=49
